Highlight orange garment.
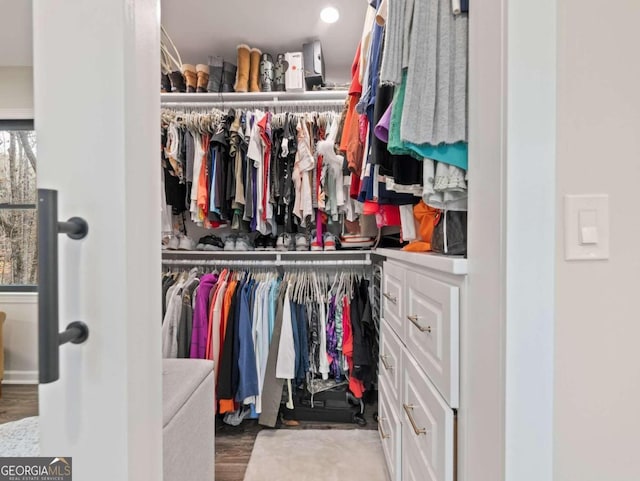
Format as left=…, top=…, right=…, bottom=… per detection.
left=218, top=278, right=238, bottom=415
left=206, top=270, right=228, bottom=360
left=339, top=43, right=362, bottom=155
left=402, top=201, right=440, bottom=252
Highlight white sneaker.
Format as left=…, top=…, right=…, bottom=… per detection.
left=178, top=235, right=195, bottom=250
left=167, top=236, right=180, bottom=250
left=224, top=235, right=236, bottom=251
left=235, top=234, right=254, bottom=251
left=276, top=233, right=289, bottom=252
left=295, top=233, right=309, bottom=251
left=323, top=233, right=337, bottom=251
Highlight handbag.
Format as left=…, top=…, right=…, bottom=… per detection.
left=431, top=210, right=467, bottom=256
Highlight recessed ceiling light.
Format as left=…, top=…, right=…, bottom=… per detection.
left=320, top=6, right=340, bottom=24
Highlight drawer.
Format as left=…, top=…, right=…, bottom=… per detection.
left=379, top=318, right=403, bottom=407
left=402, top=352, right=455, bottom=481
left=378, top=376, right=402, bottom=481
left=382, top=261, right=404, bottom=340
left=405, top=270, right=460, bottom=408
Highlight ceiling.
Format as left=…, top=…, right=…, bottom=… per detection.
left=0, top=0, right=367, bottom=83
left=0, top=0, right=32, bottom=66
left=161, top=0, right=367, bottom=83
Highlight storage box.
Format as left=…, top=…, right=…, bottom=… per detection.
left=303, top=40, right=325, bottom=89
left=284, top=52, right=305, bottom=92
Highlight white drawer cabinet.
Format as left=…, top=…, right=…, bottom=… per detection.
left=405, top=271, right=460, bottom=408
left=402, top=353, right=455, bottom=481
left=379, top=375, right=402, bottom=481
left=379, top=317, right=403, bottom=408
left=382, top=261, right=405, bottom=340
left=378, top=254, right=465, bottom=481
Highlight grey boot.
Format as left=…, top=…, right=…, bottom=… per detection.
left=221, top=61, right=237, bottom=92
left=207, top=56, right=223, bottom=93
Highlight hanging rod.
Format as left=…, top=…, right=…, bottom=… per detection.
left=162, top=259, right=371, bottom=267
left=161, top=90, right=348, bottom=105
left=161, top=99, right=346, bottom=110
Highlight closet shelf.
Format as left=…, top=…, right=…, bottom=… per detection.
left=162, top=249, right=372, bottom=257
left=373, top=248, right=468, bottom=275
left=161, top=90, right=348, bottom=105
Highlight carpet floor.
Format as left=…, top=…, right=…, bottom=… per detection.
left=242, top=429, right=389, bottom=481
left=0, top=416, right=39, bottom=456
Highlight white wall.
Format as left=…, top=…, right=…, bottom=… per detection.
left=555, top=1, right=640, bottom=480
left=0, top=294, right=38, bottom=383
left=0, top=67, right=33, bottom=112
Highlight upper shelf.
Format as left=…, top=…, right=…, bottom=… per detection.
left=373, top=248, right=468, bottom=275
left=161, top=90, right=349, bottom=106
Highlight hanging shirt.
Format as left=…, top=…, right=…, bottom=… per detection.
left=276, top=285, right=295, bottom=380
left=190, top=273, right=218, bottom=359
left=237, top=280, right=260, bottom=404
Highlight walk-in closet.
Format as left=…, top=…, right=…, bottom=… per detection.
left=159, top=1, right=468, bottom=480
left=16, top=0, right=635, bottom=478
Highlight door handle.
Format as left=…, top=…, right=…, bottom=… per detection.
left=380, top=354, right=393, bottom=371
left=403, top=403, right=427, bottom=436
left=383, top=292, right=397, bottom=305
left=378, top=417, right=391, bottom=439
left=407, top=315, right=432, bottom=333
left=38, top=189, right=90, bottom=384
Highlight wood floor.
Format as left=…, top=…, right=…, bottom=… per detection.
left=0, top=384, right=378, bottom=481
left=0, top=384, right=38, bottom=424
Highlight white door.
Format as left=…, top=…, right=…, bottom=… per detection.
left=33, top=0, right=163, bottom=479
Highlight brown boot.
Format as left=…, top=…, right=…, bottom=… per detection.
left=234, top=44, right=251, bottom=93
left=182, top=64, right=197, bottom=93
left=249, top=48, right=262, bottom=92
left=196, top=64, right=209, bottom=93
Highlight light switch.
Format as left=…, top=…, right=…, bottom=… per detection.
left=580, top=226, right=598, bottom=245
left=564, top=194, right=609, bottom=260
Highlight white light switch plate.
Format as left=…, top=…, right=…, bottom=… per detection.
left=564, top=194, right=609, bottom=260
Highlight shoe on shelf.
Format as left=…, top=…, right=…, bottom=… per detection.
left=198, top=235, right=224, bottom=251
left=178, top=235, right=195, bottom=251
left=323, top=233, right=337, bottom=251
left=182, top=64, right=197, bottom=93
left=295, top=233, right=309, bottom=251
left=265, top=235, right=277, bottom=251
left=310, top=235, right=323, bottom=252
left=339, top=234, right=374, bottom=249
left=276, top=233, right=293, bottom=252
left=235, top=234, right=254, bottom=251
left=167, top=236, right=180, bottom=250
left=207, top=56, right=223, bottom=93
left=221, top=61, right=237, bottom=93
left=196, top=64, right=210, bottom=93
left=224, top=235, right=237, bottom=251
left=254, top=234, right=267, bottom=251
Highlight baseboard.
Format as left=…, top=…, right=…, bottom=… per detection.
left=3, top=370, right=38, bottom=384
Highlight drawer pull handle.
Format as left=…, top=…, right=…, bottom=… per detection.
left=407, top=315, right=432, bottom=333
left=378, top=417, right=391, bottom=439
left=380, top=354, right=393, bottom=371
left=403, top=404, right=427, bottom=436
left=383, top=292, right=397, bottom=305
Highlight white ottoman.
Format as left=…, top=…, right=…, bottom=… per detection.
left=163, top=359, right=215, bottom=481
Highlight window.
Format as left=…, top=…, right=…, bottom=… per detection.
left=0, top=120, right=37, bottom=291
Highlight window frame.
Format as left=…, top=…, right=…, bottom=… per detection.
left=0, top=118, right=38, bottom=292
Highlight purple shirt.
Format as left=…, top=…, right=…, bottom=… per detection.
left=190, top=273, right=218, bottom=359
left=374, top=103, right=392, bottom=143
